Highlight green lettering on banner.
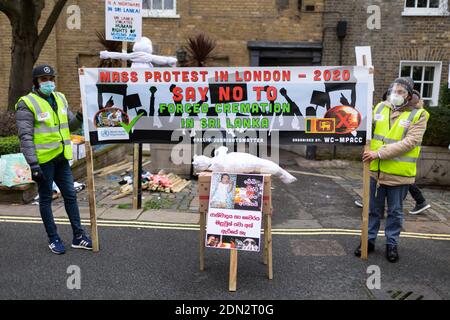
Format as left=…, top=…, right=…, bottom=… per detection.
left=181, top=118, right=194, bottom=128
left=240, top=103, right=251, bottom=114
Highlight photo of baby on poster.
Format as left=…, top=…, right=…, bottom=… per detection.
left=206, top=172, right=264, bottom=252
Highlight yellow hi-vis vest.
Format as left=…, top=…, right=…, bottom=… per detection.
left=15, top=92, right=72, bottom=164
left=370, top=102, right=429, bottom=177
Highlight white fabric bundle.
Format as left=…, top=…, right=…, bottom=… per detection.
left=193, top=147, right=297, bottom=184
left=99, top=37, right=177, bottom=68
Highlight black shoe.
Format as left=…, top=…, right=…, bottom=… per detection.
left=409, top=202, right=431, bottom=215
left=386, top=244, right=399, bottom=263
left=354, top=242, right=375, bottom=257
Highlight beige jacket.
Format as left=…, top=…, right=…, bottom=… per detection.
left=370, top=96, right=428, bottom=186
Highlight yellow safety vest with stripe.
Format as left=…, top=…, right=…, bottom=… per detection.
left=370, top=102, right=429, bottom=177
left=15, top=92, right=72, bottom=164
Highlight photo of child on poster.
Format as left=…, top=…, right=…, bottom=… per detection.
left=206, top=234, right=260, bottom=251
left=210, top=173, right=236, bottom=209
left=234, top=175, right=264, bottom=211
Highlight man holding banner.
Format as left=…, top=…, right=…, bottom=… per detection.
left=355, top=77, right=429, bottom=263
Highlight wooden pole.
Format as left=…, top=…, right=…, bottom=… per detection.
left=263, top=214, right=268, bottom=265
left=360, top=53, right=372, bottom=260
left=121, top=41, right=127, bottom=68
left=121, top=40, right=142, bottom=210
left=85, top=141, right=99, bottom=252
left=137, top=143, right=143, bottom=209
left=132, top=143, right=140, bottom=209
left=229, top=249, right=238, bottom=292
left=199, top=211, right=206, bottom=271
left=361, top=143, right=371, bottom=260
left=123, top=43, right=142, bottom=211
left=267, top=214, right=273, bottom=280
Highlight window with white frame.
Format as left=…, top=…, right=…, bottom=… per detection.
left=399, top=61, right=442, bottom=106
left=142, top=0, right=179, bottom=18
left=402, top=0, right=449, bottom=16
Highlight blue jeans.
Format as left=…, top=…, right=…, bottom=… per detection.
left=38, top=155, right=84, bottom=242
left=368, top=177, right=409, bottom=246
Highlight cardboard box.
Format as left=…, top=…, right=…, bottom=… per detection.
left=72, top=142, right=86, bottom=161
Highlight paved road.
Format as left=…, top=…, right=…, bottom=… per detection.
left=1, top=221, right=448, bottom=300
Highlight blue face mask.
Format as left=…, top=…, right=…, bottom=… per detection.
left=39, top=81, right=56, bottom=96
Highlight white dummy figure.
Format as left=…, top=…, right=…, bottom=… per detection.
left=100, top=37, right=177, bottom=127
left=192, top=146, right=297, bottom=184
left=100, top=37, right=177, bottom=68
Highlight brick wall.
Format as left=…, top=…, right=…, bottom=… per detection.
left=0, top=0, right=324, bottom=111
left=322, top=0, right=450, bottom=104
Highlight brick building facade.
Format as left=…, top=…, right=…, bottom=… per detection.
left=322, top=0, right=450, bottom=105
left=0, top=0, right=324, bottom=111
left=1, top=0, right=448, bottom=111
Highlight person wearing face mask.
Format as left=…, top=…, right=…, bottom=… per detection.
left=14, top=64, right=92, bottom=254
left=354, top=89, right=431, bottom=215
left=354, top=77, right=429, bottom=263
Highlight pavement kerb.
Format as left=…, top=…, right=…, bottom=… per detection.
left=1, top=215, right=450, bottom=241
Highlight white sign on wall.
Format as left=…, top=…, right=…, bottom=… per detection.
left=105, top=0, right=142, bottom=42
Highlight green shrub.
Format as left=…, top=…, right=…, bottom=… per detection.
left=423, top=106, right=450, bottom=147
left=439, top=83, right=450, bottom=108
left=0, top=136, right=20, bottom=156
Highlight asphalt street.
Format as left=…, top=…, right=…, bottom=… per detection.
left=0, top=221, right=448, bottom=300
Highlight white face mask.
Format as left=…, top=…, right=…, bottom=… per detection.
left=389, top=94, right=405, bottom=107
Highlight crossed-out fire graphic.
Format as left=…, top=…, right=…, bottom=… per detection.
left=305, top=105, right=362, bottom=134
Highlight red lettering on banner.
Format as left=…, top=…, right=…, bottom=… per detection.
left=198, top=87, right=209, bottom=101
left=233, top=86, right=243, bottom=100
left=130, top=71, right=138, bottom=83
left=182, top=71, right=189, bottom=82
left=112, top=72, right=120, bottom=83
left=199, top=71, right=208, bottom=82
left=219, top=86, right=230, bottom=101
left=145, top=72, right=152, bottom=82
left=163, top=72, right=171, bottom=82
left=99, top=72, right=110, bottom=83
left=253, top=86, right=264, bottom=101
left=266, top=86, right=277, bottom=101
left=191, top=71, right=199, bottom=82
left=185, top=87, right=196, bottom=102
left=171, top=71, right=180, bottom=82
left=100, top=72, right=137, bottom=83
left=172, top=86, right=183, bottom=102
left=154, top=72, right=161, bottom=82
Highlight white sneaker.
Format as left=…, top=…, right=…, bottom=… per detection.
left=409, top=203, right=431, bottom=215
left=354, top=200, right=363, bottom=208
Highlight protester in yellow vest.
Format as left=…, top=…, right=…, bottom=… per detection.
left=15, top=64, right=92, bottom=254
left=355, top=77, right=429, bottom=263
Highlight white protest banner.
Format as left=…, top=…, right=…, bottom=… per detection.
left=205, top=173, right=264, bottom=252
left=105, top=0, right=142, bottom=42
left=79, top=66, right=372, bottom=145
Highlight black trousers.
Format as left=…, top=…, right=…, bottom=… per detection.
left=409, top=183, right=426, bottom=205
